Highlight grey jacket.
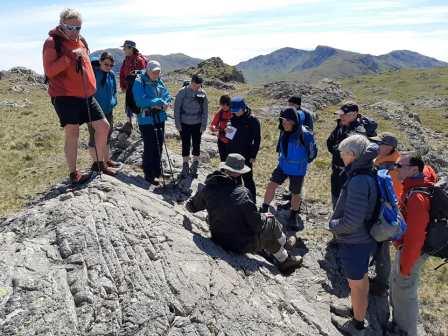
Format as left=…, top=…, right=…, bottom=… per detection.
left=329, top=143, right=379, bottom=244
left=174, top=85, right=209, bottom=131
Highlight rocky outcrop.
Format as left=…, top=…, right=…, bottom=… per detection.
left=168, top=57, right=245, bottom=86
left=0, top=116, right=403, bottom=335
left=251, top=79, right=351, bottom=119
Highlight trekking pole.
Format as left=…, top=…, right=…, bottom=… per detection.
left=77, top=57, right=102, bottom=179
left=149, top=109, right=166, bottom=187
left=152, top=109, right=175, bottom=184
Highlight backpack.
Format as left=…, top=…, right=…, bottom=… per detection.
left=406, top=177, right=448, bottom=259
left=354, top=115, right=378, bottom=137
left=124, top=55, right=148, bottom=115
left=299, top=126, right=318, bottom=163
left=353, top=168, right=407, bottom=242
left=44, top=35, right=89, bottom=84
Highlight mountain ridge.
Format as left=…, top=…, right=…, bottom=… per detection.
left=235, top=45, right=448, bottom=84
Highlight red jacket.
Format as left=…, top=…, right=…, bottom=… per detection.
left=119, top=53, right=147, bottom=90
left=43, top=28, right=96, bottom=98
left=398, top=165, right=437, bottom=275
left=210, top=109, right=233, bottom=143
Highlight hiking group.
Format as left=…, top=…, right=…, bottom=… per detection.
left=43, top=8, right=448, bottom=336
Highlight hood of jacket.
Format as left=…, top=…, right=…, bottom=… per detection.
left=402, top=165, right=438, bottom=192
left=345, top=143, right=379, bottom=175
left=205, top=170, right=238, bottom=188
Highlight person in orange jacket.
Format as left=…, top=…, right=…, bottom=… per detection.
left=43, top=8, right=113, bottom=185
left=388, top=152, right=437, bottom=336
left=369, top=132, right=402, bottom=296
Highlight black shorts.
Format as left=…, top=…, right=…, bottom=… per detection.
left=270, top=166, right=304, bottom=194
left=88, top=113, right=113, bottom=147
left=52, top=96, right=105, bottom=128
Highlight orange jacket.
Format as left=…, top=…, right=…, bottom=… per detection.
left=374, top=150, right=403, bottom=198
left=398, top=165, right=437, bottom=276
left=43, top=27, right=96, bottom=98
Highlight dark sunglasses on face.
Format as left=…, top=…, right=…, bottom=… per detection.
left=62, top=23, right=81, bottom=32
left=395, top=163, right=412, bottom=168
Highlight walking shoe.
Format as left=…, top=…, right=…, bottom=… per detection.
left=106, top=160, right=123, bottom=169
left=281, top=191, right=292, bottom=201
left=119, top=121, right=133, bottom=136
left=180, top=162, right=189, bottom=177
left=330, top=302, right=353, bottom=318
left=259, top=203, right=269, bottom=213
left=287, top=212, right=304, bottom=231
left=278, top=255, right=303, bottom=275
left=284, top=235, right=297, bottom=250
left=331, top=316, right=366, bottom=336
left=91, top=161, right=117, bottom=176
left=385, top=321, right=408, bottom=336
left=369, top=279, right=389, bottom=297
left=190, top=160, right=199, bottom=177
left=69, top=170, right=92, bottom=186
left=145, top=176, right=160, bottom=186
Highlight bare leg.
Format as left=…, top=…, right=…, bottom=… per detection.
left=64, top=124, right=80, bottom=173
left=291, top=193, right=302, bottom=211
left=91, top=119, right=110, bottom=162
left=348, top=275, right=370, bottom=322
left=263, top=181, right=279, bottom=205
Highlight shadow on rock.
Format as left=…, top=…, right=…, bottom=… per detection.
left=319, top=242, right=350, bottom=298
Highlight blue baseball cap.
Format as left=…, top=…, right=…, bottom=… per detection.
left=230, top=96, right=247, bottom=113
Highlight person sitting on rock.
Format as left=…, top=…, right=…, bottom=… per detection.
left=226, top=96, right=261, bottom=201
left=287, top=95, right=314, bottom=131
left=329, top=134, right=379, bottom=336
left=174, top=74, right=209, bottom=178
left=209, top=94, right=232, bottom=162
left=260, top=108, right=317, bottom=231
left=327, top=102, right=377, bottom=208
left=132, top=60, right=172, bottom=186
left=89, top=52, right=122, bottom=171
left=185, top=153, right=303, bottom=275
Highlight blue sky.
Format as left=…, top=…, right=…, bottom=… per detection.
left=1, top=0, right=447, bottom=73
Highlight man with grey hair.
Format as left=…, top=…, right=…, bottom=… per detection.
left=329, top=134, right=379, bottom=335
left=185, top=153, right=303, bottom=275
left=43, top=8, right=115, bottom=185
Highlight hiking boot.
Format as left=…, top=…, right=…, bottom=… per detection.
left=190, top=160, right=199, bottom=177
left=106, top=160, right=123, bottom=169
left=287, top=212, right=304, bottom=231
left=91, top=161, right=117, bottom=176
left=385, top=321, right=408, bottom=336
left=281, top=191, right=292, bottom=201
left=278, top=255, right=303, bottom=275
left=284, top=235, right=297, bottom=250
left=180, top=162, right=189, bottom=178
left=69, top=170, right=92, bottom=186
left=331, top=316, right=366, bottom=336
left=259, top=203, right=269, bottom=213
left=369, top=279, right=389, bottom=297
left=330, top=302, right=353, bottom=318
left=145, top=176, right=160, bottom=186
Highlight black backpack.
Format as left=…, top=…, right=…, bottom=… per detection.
left=44, top=35, right=89, bottom=84
left=406, top=177, right=448, bottom=261
left=125, top=73, right=141, bottom=115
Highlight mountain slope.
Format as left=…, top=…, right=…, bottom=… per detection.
left=236, top=46, right=448, bottom=84
left=90, top=48, right=202, bottom=74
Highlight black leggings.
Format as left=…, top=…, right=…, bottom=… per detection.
left=181, top=123, right=202, bottom=157
left=139, top=123, right=164, bottom=180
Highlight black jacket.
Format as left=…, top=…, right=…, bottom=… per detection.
left=326, top=116, right=377, bottom=168
left=185, top=170, right=264, bottom=253
left=227, top=111, right=261, bottom=160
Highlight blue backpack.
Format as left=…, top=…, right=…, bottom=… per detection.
left=299, top=126, right=318, bottom=163
left=353, top=168, right=407, bottom=241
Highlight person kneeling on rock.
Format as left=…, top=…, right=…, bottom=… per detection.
left=185, top=153, right=303, bottom=275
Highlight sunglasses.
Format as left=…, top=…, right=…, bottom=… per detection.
left=395, top=163, right=413, bottom=168
left=62, top=23, right=81, bottom=32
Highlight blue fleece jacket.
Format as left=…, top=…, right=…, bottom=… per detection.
left=93, top=67, right=117, bottom=114
left=132, top=73, right=172, bottom=125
